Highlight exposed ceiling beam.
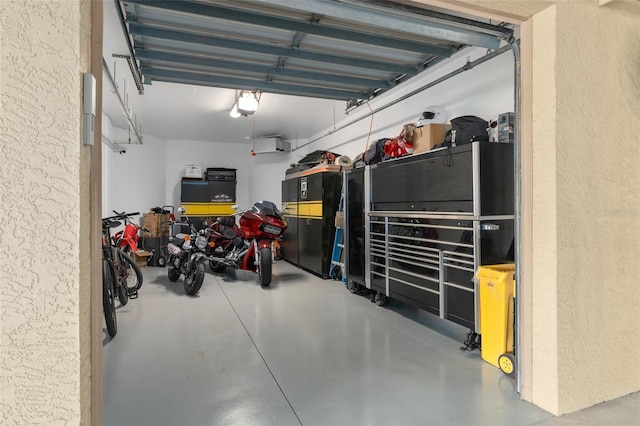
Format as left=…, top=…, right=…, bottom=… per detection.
left=135, top=49, right=392, bottom=89
left=126, top=0, right=456, bottom=57
left=143, top=68, right=370, bottom=101
left=248, top=0, right=503, bottom=49
left=128, top=22, right=421, bottom=75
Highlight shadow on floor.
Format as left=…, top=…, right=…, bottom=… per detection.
left=146, top=273, right=200, bottom=297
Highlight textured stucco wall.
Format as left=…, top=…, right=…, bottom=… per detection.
left=531, top=4, right=559, bottom=413
left=0, top=1, right=90, bottom=424
left=552, top=0, right=640, bottom=414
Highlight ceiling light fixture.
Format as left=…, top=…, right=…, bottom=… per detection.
left=229, top=90, right=260, bottom=118
left=229, top=103, right=241, bottom=118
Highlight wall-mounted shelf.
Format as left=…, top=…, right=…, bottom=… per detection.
left=102, top=57, right=142, bottom=145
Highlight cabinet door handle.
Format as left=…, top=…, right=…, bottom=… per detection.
left=479, top=223, right=500, bottom=231
left=306, top=219, right=312, bottom=226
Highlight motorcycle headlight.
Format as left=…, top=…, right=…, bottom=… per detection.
left=195, top=235, right=208, bottom=249
left=261, top=224, right=282, bottom=235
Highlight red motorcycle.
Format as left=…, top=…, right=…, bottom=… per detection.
left=112, top=211, right=145, bottom=253
left=207, top=201, right=287, bottom=287
left=202, top=216, right=239, bottom=273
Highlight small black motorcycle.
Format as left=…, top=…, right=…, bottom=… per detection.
left=166, top=208, right=208, bottom=295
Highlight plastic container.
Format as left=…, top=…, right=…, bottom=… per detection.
left=478, top=263, right=516, bottom=370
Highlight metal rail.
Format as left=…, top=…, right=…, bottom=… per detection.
left=509, top=35, right=523, bottom=393
left=114, top=0, right=144, bottom=94
left=102, top=58, right=143, bottom=145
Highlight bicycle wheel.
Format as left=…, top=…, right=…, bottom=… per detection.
left=117, top=276, right=129, bottom=306
left=102, top=259, right=117, bottom=337
left=118, top=249, right=143, bottom=293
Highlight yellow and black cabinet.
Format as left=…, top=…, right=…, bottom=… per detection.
left=281, top=169, right=342, bottom=278
left=181, top=168, right=237, bottom=228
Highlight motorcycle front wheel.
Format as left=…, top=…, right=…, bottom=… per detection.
left=102, top=259, right=117, bottom=337
left=184, top=261, right=205, bottom=295
left=168, top=265, right=181, bottom=282
left=258, top=247, right=272, bottom=287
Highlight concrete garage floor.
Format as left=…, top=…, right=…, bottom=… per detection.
left=103, top=261, right=638, bottom=426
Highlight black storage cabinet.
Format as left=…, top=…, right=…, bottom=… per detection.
left=370, top=143, right=513, bottom=215
left=345, top=168, right=366, bottom=287
left=281, top=170, right=342, bottom=278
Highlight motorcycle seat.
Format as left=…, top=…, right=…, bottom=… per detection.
left=218, top=216, right=235, bottom=227
left=219, top=225, right=238, bottom=240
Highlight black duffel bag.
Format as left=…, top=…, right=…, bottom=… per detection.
left=450, top=115, right=489, bottom=145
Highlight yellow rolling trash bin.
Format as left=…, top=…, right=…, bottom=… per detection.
left=478, top=263, right=516, bottom=376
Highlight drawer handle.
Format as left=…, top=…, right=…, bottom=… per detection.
left=479, top=223, right=500, bottom=231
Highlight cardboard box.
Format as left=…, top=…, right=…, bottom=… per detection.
left=412, top=124, right=451, bottom=154
left=142, top=213, right=170, bottom=237
left=132, top=250, right=153, bottom=268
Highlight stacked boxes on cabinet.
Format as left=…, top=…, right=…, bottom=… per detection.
left=281, top=167, right=342, bottom=278
left=411, top=123, right=451, bottom=154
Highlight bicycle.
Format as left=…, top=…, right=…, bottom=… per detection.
left=101, top=212, right=144, bottom=337
left=101, top=217, right=119, bottom=337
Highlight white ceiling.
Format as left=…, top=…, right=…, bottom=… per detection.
left=102, top=1, right=348, bottom=144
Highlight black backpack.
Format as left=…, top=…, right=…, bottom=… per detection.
left=450, top=116, right=489, bottom=145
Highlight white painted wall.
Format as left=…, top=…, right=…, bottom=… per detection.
left=103, top=128, right=166, bottom=217
left=247, top=151, right=297, bottom=207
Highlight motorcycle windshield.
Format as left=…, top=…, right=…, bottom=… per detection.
left=251, top=201, right=282, bottom=219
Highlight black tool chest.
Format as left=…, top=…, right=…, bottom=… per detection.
left=345, top=142, right=514, bottom=331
